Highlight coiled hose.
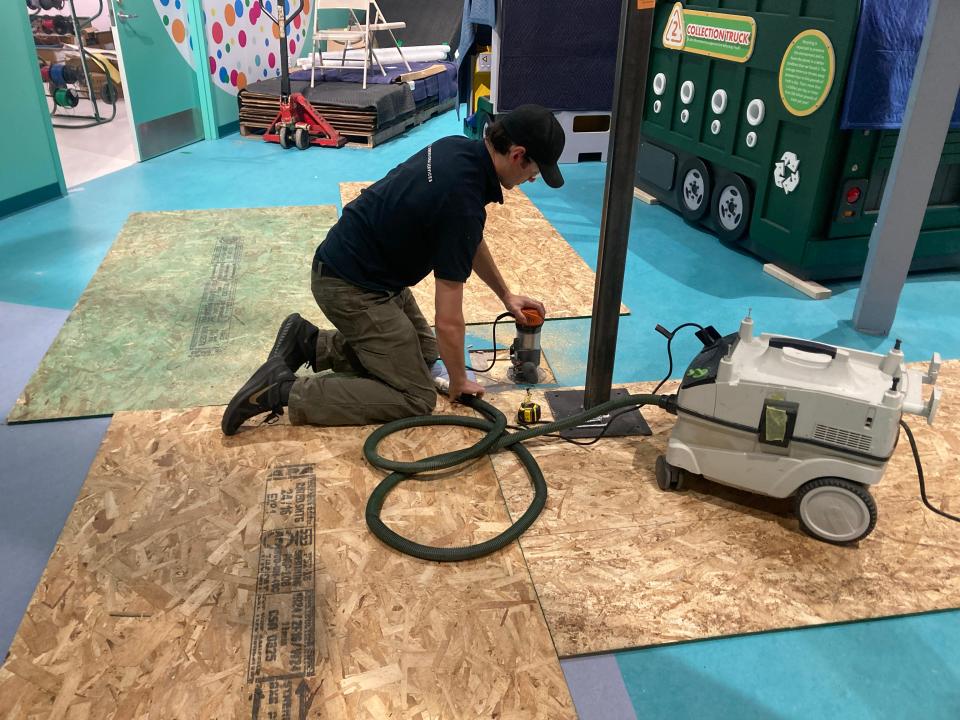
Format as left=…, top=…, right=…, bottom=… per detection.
left=364, top=392, right=669, bottom=562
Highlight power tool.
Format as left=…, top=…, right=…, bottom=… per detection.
left=509, top=308, right=545, bottom=384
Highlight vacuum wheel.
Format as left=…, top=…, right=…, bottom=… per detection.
left=278, top=125, right=293, bottom=149
left=294, top=126, right=311, bottom=150
left=794, top=477, right=877, bottom=545
left=655, top=455, right=684, bottom=492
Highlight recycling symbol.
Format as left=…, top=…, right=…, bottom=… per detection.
left=773, top=151, right=800, bottom=195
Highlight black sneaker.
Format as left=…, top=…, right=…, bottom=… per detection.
left=222, top=357, right=296, bottom=435
left=270, top=313, right=319, bottom=372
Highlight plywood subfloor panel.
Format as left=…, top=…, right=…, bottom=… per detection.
left=491, top=362, right=960, bottom=657
left=340, top=182, right=629, bottom=325
left=0, top=402, right=574, bottom=719
left=9, top=207, right=340, bottom=424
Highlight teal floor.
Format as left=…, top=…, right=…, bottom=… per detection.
left=2, top=108, right=958, bottom=719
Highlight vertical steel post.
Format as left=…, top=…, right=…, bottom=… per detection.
left=583, top=0, right=655, bottom=408
left=853, top=0, right=960, bottom=335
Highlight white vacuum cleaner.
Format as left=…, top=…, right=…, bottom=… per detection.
left=659, top=313, right=942, bottom=545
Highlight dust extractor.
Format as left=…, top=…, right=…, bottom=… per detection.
left=365, top=313, right=950, bottom=561
left=659, top=314, right=942, bottom=544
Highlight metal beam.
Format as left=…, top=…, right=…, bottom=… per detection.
left=853, top=0, right=960, bottom=335
left=583, top=0, right=655, bottom=408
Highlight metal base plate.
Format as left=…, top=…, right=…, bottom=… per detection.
left=545, top=388, right=652, bottom=439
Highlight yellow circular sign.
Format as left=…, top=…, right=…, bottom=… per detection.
left=779, top=29, right=835, bottom=117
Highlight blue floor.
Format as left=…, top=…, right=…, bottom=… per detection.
left=1, top=108, right=958, bottom=717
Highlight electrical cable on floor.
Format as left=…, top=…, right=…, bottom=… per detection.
left=509, top=405, right=642, bottom=447
left=364, top=392, right=671, bottom=562
left=900, top=419, right=960, bottom=523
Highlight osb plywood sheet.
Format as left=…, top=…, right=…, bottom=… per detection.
left=492, top=362, right=960, bottom=657
left=340, top=182, right=629, bottom=325
left=0, top=403, right=574, bottom=720
left=9, top=207, right=339, bottom=424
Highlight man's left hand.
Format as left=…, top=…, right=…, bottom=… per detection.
left=502, top=293, right=546, bottom=324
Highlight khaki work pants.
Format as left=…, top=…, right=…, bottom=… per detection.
left=287, top=266, right=439, bottom=426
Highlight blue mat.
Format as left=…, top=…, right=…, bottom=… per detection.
left=841, top=0, right=960, bottom=130
left=0, top=302, right=110, bottom=660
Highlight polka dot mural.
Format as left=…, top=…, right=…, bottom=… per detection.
left=153, top=0, right=312, bottom=95
left=153, top=0, right=196, bottom=69
left=204, top=0, right=311, bottom=94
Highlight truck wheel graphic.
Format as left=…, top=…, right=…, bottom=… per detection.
left=711, top=173, right=752, bottom=243
left=676, top=158, right=711, bottom=221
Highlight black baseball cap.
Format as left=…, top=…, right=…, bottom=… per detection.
left=500, top=105, right=566, bottom=188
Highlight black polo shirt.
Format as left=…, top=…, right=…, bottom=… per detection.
left=314, top=136, right=504, bottom=293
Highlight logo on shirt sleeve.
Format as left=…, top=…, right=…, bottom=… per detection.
left=426, top=145, right=433, bottom=183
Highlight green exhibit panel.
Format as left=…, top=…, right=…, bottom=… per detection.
left=635, top=0, right=960, bottom=280
left=113, top=0, right=205, bottom=158
left=0, top=1, right=65, bottom=216
left=8, top=206, right=337, bottom=423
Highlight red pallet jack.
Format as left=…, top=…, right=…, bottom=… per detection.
left=258, top=0, right=346, bottom=149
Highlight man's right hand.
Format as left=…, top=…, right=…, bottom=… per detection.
left=449, top=378, right=485, bottom=402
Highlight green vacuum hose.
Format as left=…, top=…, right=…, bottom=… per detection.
left=364, top=392, right=668, bottom=562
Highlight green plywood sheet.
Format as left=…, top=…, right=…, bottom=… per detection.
left=8, top=206, right=338, bottom=423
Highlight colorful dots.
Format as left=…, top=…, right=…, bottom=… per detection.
left=159, top=0, right=169, bottom=5
left=288, top=39, right=296, bottom=54
left=293, top=14, right=301, bottom=29
left=171, top=18, right=186, bottom=43
left=217, top=49, right=222, bottom=59
left=268, top=52, right=275, bottom=68
left=208, top=55, right=216, bottom=73
left=254, top=54, right=260, bottom=66
left=237, top=71, right=247, bottom=89
left=264, top=1, right=272, bottom=12
left=226, top=43, right=231, bottom=52
left=263, top=69, right=268, bottom=77
left=162, top=14, right=169, bottom=25
left=219, top=67, right=229, bottom=82
left=212, top=21, right=223, bottom=43
left=238, top=30, right=247, bottom=47
left=224, top=3, right=236, bottom=26
left=230, top=69, right=238, bottom=86
left=235, top=0, right=244, bottom=17
left=174, top=0, right=180, bottom=9
left=272, top=23, right=280, bottom=39
left=249, top=2, right=260, bottom=22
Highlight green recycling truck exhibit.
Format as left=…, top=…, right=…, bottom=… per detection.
left=635, top=0, right=960, bottom=280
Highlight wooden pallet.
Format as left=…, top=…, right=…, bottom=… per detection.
left=239, top=96, right=455, bottom=148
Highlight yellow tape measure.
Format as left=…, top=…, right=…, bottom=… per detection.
left=517, top=389, right=542, bottom=424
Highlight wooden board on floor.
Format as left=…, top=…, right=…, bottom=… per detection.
left=8, top=207, right=341, bottom=424
left=0, top=403, right=575, bottom=719
left=340, top=183, right=629, bottom=323
left=490, top=362, right=960, bottom=657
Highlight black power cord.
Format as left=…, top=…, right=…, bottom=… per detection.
left=653, top=321, right=704, bottom=394
left=900, top=419, right=960, bottom=523
left=510, top=320, right=704, bottom=446
left=510, top=405, right=646, bottom=447
left=464, top=311, right=515, bottom=373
